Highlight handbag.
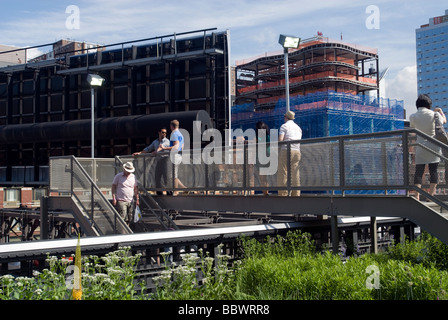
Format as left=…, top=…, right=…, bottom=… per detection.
left=434, top=112, right=448, bottom=144
left=134, top=205, right=142, bottom=223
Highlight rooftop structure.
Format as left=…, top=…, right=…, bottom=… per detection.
left=30, top=39, right=103, bottom=62
left=0, top=45, right=26, bottom=67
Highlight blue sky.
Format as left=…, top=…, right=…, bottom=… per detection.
left=0, top=1, right=446, bottom=116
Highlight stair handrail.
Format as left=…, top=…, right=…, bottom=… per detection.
left=69, top=155, right=132, bottom=235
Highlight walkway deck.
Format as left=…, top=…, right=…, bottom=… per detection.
left=43, top=128, right=448, bottom=246
left=154, top=194, right=448, bottom=245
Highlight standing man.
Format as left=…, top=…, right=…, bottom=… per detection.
left=133, top=127, right=171, bottom=195
left=132, top=127, right=170, bottom=156
left=278, top=111, right=302, bottom=196
left=160, top=119, right=187, bottom=191
left=112, top=161, right=139, bottom=226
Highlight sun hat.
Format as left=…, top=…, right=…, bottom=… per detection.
left=123, top=162, right=135, bottom=173
left=284, top=110, right=295, bottom=120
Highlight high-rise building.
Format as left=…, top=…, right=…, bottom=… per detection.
left=416, top=9, right=448, bottom=114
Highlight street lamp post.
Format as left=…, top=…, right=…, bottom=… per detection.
left=278, top=35, right=301, bottom=112
left=87, top=74, right=105, bottom=158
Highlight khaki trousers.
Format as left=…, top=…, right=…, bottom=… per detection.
left=277, top=148, right=301, bottom=196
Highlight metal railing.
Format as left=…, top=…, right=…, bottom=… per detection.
left=48, top=129, right=448, bottom=234
left=49, top=156, right=131, bottom=235
left=121, top=129, right=448, bottom=204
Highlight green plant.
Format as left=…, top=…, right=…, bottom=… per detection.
left=422, top=233, right=448, bottom=270
left=385, top=236, right=428, bottom=264
left=152, top=245, right=237, bottom=300
left=233, top=231, right=448, bottom=300
left=0, top=246, right=144, bottom=300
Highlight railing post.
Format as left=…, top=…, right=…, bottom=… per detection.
left=142, top=156, right=147, bottom=190
left=338, top=137, right=345, bottom=195
left=330, top=215, right=339, bottom=254
left=70, top=156, right=74, bottom=196
left=243, top=142, right=247, bottom=193
left=287, top=142, right=291, bottom=195
left=402, top=130, right=410, bottom=194
left=370, top=217, right=378, bottom=254
left=381, top=141, right=388, bottom=192
left=40, top=196, right=49, bottom=240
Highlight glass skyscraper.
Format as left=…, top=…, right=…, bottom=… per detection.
left=416, top=9, right=448, bottom=116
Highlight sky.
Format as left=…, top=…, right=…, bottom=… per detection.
left=0, top=0, right=446, bottom=117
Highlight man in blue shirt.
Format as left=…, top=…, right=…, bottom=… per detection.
left=160, top=120, right=187, bottom=192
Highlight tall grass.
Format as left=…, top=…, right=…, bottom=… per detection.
left=234, top=231, right=448, bottom=300
left=2, top=231, right=448, bottom=300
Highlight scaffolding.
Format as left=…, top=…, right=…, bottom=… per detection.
left=231, top=91, right=405, bottom=138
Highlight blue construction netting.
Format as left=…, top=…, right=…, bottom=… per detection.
left=231, top=91, right=405, bottom=138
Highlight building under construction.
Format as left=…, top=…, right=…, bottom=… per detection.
left=233, top=35, right=404, bottom=137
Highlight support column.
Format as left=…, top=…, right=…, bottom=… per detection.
left=330, top=215, right=339, bottom=254
left=370, top=217, right=378, bottom=254
left=40, top=196, right=49, bottom=240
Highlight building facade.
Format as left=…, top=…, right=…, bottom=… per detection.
left=0, top=29, right=231, bottom=207
left=0, top=45, right=26, bottom=67
left=235, top=35, right=379, bottom=110
left=232, top=35, right=406, bottom=140
left=416, top=9, right=448, bottom=115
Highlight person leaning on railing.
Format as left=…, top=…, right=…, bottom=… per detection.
left=132, top=127, right=170, bottom=157
left=409, top=94, right=447, bottom=201
left=132, top=127, right=171, bottom=195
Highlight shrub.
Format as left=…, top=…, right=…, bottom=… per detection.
left=234, top=231, right=448, bottom=300
left=151, top=245, right=238, bottom=300
left=0, top=247, right=144, bottom=300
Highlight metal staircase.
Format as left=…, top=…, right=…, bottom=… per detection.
left=49, top=156, right=132, bottom=236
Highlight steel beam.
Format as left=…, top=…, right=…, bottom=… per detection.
left=154, top=195, right=448, bottom=245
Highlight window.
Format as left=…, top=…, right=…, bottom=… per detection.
left=33, top=188, right=47, bottom=202
left=4, top=188, right=20, bottom=203
left=0, top=167, right=6, bottom=182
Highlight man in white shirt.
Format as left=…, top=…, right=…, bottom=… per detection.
left=278, top=111, right=302, bottom=196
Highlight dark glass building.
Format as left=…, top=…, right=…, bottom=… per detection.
left=0, top=29, right=231, bottom=191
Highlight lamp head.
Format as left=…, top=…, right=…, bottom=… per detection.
left=278, top=34, right=301, bottom=49
left=87, top=74, right=105, bottom=87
